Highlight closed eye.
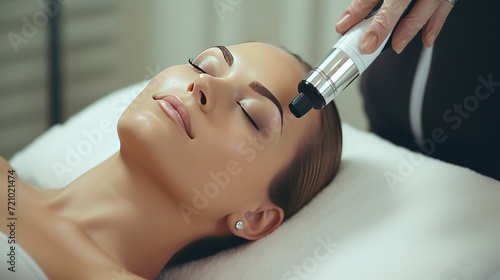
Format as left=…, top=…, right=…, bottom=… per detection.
left=189, top=57, right=259, bottom=131
left=188, top=58, right=207, bottom=74
left=237, top=102, right=259, bottom=131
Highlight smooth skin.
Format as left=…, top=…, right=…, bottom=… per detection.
left=0, top=42, right=321, bottom=280
left=336, top=0, right=456, bottom=54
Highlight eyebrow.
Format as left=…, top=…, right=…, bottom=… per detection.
left=215, top=45, right=233, bottom=66
left=249, top=81, right=284, bottom=132
left=215, top=45, right=284, bottom=132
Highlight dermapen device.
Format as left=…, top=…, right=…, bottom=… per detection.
left=289, top=1, right=411, bottom=118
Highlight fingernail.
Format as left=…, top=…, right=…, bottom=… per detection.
left=360, top=34, right=378, bottom=54
left=336, top=13, right=351, bottom=32
left=394, top=38, right=410, bottom=54
left=427, top=34, right=436, bottom=46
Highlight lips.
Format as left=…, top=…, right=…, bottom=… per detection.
left=153, top=95, right=193, bottom=139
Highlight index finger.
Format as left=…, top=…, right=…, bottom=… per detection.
left=360, top=0, right=411, bottom=54
left=336, top=0, right=381, bottom=34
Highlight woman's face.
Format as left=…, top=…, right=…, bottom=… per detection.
left=118, top=42, right=320, bottom=224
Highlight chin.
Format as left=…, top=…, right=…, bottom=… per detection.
left=117, top=103, right=196, bottom=184
left=119, top=105, right=166, bottom=158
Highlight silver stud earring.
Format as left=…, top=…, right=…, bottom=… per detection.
left=235, top=220, right=244, bottom=231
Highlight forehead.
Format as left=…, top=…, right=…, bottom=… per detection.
left=226, top=42, right=321, bottom=151
left=226, top=42, right=307, bottom=108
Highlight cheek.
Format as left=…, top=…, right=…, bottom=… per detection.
left=119, top=66, right=192, bottom=121
left=143, top=65, right=192, bottom=97
left=117, top=96, right=195, bottom=189
left=203, top=131, right=283, bottom=190
left=117, top=65, right=197, bottom=159
left=196, top=130, right=250, bottom=172
left=207, top=149, right=284, bottom=211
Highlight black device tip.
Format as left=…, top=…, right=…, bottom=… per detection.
left=289, top=93, right=313, bottom=118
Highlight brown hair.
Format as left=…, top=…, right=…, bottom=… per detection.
left=268, top=51, right=342, bottom=220
left=167, top=45, right=342, bottom=267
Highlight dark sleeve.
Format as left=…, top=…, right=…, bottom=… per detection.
left=360, top=0, right=500, bottom=180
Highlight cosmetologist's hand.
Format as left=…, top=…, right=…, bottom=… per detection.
left=335, top=0, right=456, bottom=54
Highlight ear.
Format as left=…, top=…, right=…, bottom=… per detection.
left=227, top=203, right=284, bottom=241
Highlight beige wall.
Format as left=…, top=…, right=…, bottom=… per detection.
left=1, top=0, right=367, bottom=158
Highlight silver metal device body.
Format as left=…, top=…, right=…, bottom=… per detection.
left=289, top=13, right=393, bottom=117
left=302, top=48, right=359, bottom=106
left=308, top=14, right=391, bottom=105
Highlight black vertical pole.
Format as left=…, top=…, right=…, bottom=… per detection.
left=47, top=0, right=62, bottom=125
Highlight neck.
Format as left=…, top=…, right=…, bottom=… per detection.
left=42, top=151, right=215, bottom=279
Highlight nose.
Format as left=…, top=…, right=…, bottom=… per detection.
left=187, top=73, right=232, bottom=114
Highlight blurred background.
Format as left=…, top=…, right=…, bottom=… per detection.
left=0, top=0, right=367, bottom=159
